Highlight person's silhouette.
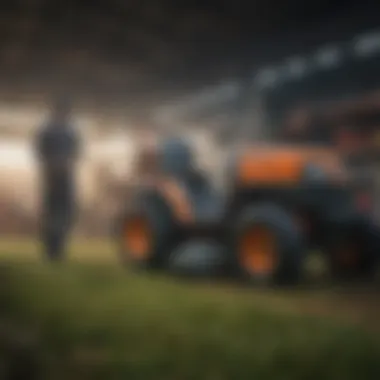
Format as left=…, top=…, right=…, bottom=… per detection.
left=34, top=96, right=81, bottom=261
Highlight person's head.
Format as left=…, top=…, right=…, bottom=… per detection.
left=50, top=94, right=72, bottom=123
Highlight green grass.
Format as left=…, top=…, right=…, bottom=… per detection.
left=1, top=237, right=380, bottom=380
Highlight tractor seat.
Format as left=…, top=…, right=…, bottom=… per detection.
left=159, top=136, right=225, bottom=223
left=181, top=170, right=225, bottom=224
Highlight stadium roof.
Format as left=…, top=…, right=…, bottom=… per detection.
left=0, top=0, right=378, bottom=114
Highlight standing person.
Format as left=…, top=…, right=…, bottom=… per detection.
left=34, top=96, right=81, bottom=261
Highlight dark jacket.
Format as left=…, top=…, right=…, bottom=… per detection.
left=35, top=120, right=81, bottom=198
left=35, top=121, right=80, bottom=163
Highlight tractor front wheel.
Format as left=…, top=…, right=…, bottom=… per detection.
left=116, top=193, right=180, bottom=271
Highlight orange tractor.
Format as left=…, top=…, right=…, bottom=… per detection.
left=115, top=137, right=380, bottom=285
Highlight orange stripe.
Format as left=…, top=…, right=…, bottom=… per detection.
left=236, top=146, right=347, bottom=185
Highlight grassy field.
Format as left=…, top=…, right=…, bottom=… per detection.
left=1, top=237, right=380, bottom=379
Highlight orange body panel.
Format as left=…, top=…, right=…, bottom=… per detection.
left=236, top=145, right=346, bottom=186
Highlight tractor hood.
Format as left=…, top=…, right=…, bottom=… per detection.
left=230, top=143, right=349, bottom=186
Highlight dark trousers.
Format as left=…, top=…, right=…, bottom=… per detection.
left=40, top=176, right=76, bottom=261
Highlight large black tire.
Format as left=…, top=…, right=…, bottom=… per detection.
left=327, top=217, right=380, bottom=281
left=115, top=191, right=180, bottom=271
left=229, top=203, right=304, bottom=286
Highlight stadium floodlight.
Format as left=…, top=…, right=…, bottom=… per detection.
left=254, top=67, right=280, bottom=90
left=353, top=30, right=380, bottom=58
left=283, top=56, right=308, bottom=79
left=314, top=45, right=343, bottom=70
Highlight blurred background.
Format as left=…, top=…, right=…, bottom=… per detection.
left=1, top=0, right=380, bottom=238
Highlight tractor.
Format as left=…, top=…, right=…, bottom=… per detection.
left=115, top=137, right=380, bottom=285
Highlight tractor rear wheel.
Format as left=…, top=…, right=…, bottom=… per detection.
left=230, top=203, right=304, bottom=286
left=116, top=193, right=180, bottom=271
